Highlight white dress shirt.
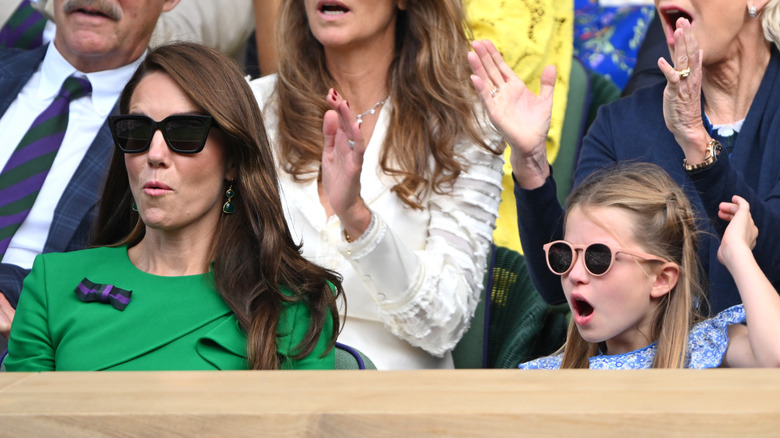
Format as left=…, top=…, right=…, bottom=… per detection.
left=0, top=43, right=141, bottom=268
left=251, top=75, right=504, bottom=369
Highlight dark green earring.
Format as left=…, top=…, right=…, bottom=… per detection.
left=132, top=201, right=138, bottom=212
left=222, top=184, right=235, bottom=214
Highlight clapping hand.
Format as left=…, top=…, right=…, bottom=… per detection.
left=321, top=88, right=371, bottom=238
left=467, top=39, right=556, bottom=189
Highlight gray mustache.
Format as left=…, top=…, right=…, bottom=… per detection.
left=62, top=0, right=122, bottom=21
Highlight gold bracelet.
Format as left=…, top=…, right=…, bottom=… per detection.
left=683, top=139, right=722, bottom=172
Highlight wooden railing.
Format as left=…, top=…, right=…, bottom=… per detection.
left=1, top=369, right=779, bottom=437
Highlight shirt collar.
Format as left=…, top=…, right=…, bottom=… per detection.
left=39, top=43, right=146, bottom=117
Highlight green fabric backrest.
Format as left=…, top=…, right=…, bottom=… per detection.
left=585, top=69, right=621, bottom=131
left=451, top=280, right=487, bottom=368
left=553, top=58, right=621, bottom=206
left=553, top=57, right=590, bottom=206
left=334, top=343, right=377, bottom=370
left=487, top=246, right=568, bottom=368
left=453, top=245, right=568, bottom=368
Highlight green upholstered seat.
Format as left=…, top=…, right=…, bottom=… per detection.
left=453, top=245, right=568, bottom=368
left=334, top=342, right=377, bottom=370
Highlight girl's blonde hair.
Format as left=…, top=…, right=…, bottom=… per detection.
left=558, top=163, right=706, bottom=368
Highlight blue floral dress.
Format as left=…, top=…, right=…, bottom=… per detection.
left=520, top=304, right=745, bottom=369
left=574, top=0, right=655, bottom=90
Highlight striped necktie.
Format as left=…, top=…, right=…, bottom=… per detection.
left=0, top=75, right=92, bottom=256
left=0, top=0, right=48, bottom=50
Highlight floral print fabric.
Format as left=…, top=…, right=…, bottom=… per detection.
left=519, top=304, right=746, bottom=369
left=574, top=0, right=655, bottom=90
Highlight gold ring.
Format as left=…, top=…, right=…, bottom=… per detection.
left=678, top=68, right=691, bottom=79
left=489, top=87, right=499, bottom=97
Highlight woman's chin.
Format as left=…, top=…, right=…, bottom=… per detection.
left=138, top=211, right=174, bottom=231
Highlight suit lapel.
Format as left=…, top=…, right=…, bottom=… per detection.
left=0, top=45, right=46, bottom=116
left=44, top=108, right=116, bottom=253
left=729, top=46, right=780, bottom=191
left=0, top=45, right=116, bottom=254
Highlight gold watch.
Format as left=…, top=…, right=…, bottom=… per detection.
left=683, top=139, right=722, bottom=172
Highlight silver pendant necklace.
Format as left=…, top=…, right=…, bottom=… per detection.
left=355, top=97, right=387, bottom=125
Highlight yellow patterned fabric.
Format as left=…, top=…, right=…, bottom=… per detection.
left=466, top=0, right=574, bottom=253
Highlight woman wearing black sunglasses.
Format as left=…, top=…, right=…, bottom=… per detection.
left=521, top=163, right=780, bottom=369
left=4, top=42, right=343, bottom=371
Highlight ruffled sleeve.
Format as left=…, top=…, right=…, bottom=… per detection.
left=337, top=128, right=504, bottom=356
left=687, top=304, right=746, bottom=369
left=519, top=353, right=563, bottom=370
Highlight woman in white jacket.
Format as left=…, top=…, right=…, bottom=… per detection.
left=251, top=0, right=504, bottom=369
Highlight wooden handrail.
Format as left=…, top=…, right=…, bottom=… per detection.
left=1, top=369, right=779, bottom=436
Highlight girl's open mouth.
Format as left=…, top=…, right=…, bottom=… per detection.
left=572, top=297, right=594, bottom=318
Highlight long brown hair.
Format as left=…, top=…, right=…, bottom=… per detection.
left=273, top=0, right=499, bottom=209
left=93, top=42, right=343, bottom=370
left=558, top=163, right=706, bottom=368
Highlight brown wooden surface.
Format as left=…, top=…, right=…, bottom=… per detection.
left=1, top=369, right=779, bottom=437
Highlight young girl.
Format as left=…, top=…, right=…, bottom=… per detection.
left=520, top=163, right=780, bottom=369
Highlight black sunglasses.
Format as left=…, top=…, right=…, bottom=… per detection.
left=543, top=240, right=668, bottom=277
left=108, top=114, right=213, bottom=154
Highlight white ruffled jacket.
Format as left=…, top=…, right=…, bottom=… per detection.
left=251, top=75, right=504, bottom=369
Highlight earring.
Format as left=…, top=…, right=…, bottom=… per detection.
left=132, top=201, right=138, bottom=212
left=748, top=4, right=757, bottom=17
left=222, top=183, right=235, bottom=214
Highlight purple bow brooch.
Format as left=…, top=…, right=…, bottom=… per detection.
left=74, top=278, right=132, bottom=311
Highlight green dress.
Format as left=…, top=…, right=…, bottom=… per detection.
left=5, top=246, right=334, bottom=371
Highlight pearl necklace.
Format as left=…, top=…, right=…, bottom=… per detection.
left=355, top=97, right=387, bottom=125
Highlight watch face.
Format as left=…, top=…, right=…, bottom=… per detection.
left=684, top=140, right=722, bottom=172
left=710, top=140, right=723, bottom=157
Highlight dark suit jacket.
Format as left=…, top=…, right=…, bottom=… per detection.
left=0, top=45, right=116, bottom=307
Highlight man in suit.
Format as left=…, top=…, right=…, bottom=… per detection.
left=2, top=0, right=254, bottom=57
left=0, top=0, right=181, bottom=341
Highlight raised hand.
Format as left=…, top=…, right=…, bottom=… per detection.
left=717, top=195, right=758, bottom=269
left=717, top=198, right=780, bottom=368
left=321, top=88, right=371, bottom=239
left=468, top=39, right=556, bottom=189
left=657, top=18, right=709, bottom=161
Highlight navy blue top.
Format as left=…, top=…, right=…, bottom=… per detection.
left=516, top=46, right=780, bottom=314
